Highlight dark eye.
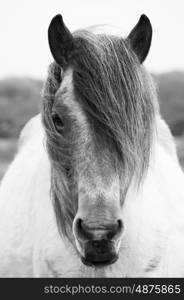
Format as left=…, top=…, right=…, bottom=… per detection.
left=52, top=112, right=64, bottom=132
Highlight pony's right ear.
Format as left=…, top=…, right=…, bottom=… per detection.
left=127, top=15, right=152, bottom=63
left=48, top=14, right=75, bottom=67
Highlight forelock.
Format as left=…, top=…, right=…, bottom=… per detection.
left=71, top=30, right=156, bottom=182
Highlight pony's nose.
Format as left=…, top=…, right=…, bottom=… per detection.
left=73, top=218, right=124, bottom=242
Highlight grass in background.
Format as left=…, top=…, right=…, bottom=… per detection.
left=0, top=139, right=17, bottom=180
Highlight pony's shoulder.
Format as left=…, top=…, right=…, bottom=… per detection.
left=156, top=116, right=178, bottom=161
left=18, top=114, right=44, bottom=150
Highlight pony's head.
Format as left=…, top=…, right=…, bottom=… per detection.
left=42, top=14, right=157, bottom=268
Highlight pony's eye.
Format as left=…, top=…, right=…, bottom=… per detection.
left=52, top=112, right=64, bottom=132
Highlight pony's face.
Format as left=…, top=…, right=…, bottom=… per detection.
left=42, top=14, right=156, bottom=268
left=51, top=66, right=125, bottom=266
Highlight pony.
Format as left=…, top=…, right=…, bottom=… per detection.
left=0, top=14, right=184, bottom=277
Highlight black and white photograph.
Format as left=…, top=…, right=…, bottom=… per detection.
left=0, top=0, right=184, bottom=295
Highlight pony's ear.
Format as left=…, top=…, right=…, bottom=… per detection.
left=127, top=15, right=152, bottom=63
left=48, top=14, right=75, bottom=67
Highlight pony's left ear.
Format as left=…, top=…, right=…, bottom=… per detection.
left=127, top=15, right=152, bottom=63
left=48, top=14, right=75, bottom=67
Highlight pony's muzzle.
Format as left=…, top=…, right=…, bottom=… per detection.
left=81, top=240, right=118, bottom=267
left=73, top=218, right=124, bottom=267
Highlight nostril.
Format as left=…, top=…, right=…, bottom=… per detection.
left=117, top=219, right=124, bottom=232
left=76, top=218, right=82, bottom=232
left=107, top=219, right=124, bottom=240
left=73, top=218, right=93, bottom=241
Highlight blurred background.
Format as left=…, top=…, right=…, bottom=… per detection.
left=0, top=0, right=184, bottom=179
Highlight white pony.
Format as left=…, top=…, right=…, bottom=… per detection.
left=0, top=14, right=184, bottom=277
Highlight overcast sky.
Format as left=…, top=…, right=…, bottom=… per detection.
left=0, top=0, right=184, bottom=79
